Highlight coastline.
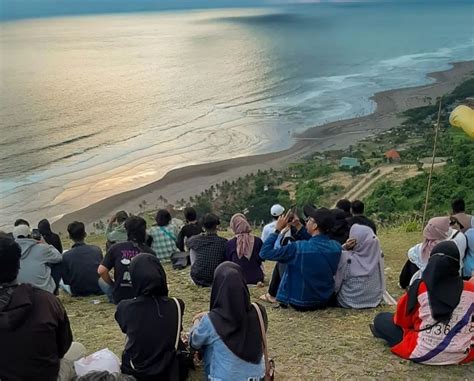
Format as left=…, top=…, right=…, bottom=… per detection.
left=52, top=60, right=474, bottom=232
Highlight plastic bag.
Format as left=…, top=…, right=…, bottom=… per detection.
left=74, top=349, right=121, bottom=376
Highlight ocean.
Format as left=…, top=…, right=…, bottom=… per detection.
left=0, top=1, right=473, bottom=228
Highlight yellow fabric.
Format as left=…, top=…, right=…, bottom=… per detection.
left=449, top=105, right=474, bottom=139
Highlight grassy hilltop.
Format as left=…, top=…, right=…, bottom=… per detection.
left=62, top=228, right=473, bottom=380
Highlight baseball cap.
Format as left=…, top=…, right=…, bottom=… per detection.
left=270, top=204, right=285, bottom=217
left=12, top=224, right=31, bottom=239
left=303, top=205, right=335, bottom=234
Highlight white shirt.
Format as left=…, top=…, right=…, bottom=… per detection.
left=261, top=221, right=277, bottom=243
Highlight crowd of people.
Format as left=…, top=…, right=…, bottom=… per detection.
left=0, top=197, right=473, bottom=380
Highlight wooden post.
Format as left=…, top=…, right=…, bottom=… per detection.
left=422, top=97, right=443, bottom=228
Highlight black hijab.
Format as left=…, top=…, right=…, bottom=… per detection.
left=130, top=253, right=168, bottom=297
left=208, top=262, right=267, bottom=364
left=407, top=241, right=463, bottom=323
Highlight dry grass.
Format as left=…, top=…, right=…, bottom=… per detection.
left=60, top=229, right=473, bottom=380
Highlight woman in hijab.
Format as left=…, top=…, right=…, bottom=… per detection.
left=115, top=254, right=188, bottom=381
left=334, top=224, right=385, bottom=308
left=189, top=262, right=268, bottom=380
left=371, top=241, right=474, bottom=365
left=225, top=213, right=264, bottom=285
left=399, top=216, right=451, bottom=288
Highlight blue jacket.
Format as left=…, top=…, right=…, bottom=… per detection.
left=260, top=232, right=342, bottom=307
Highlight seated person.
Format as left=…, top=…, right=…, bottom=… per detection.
left=259, top=206, right=342, bottom=311
left=190, top=262, right=267, bottom=380
left=38, top=218, right=63, bottom=252
left=105, top=210, right=129, bottom=250
left=61, top=221, right=103, bottom=296
left=329, top=208, right=350, bottom=245
left=463, top=228, right=474, bottom=279
left=335, top=198, right=352, bottom=219
left=148, top=209, right=179, bottom=262
left=115, top=254, right=188, bottom=381
left=347, top=200, right=377, bottom=234
left=176, top=207, right=202, bottom=252
left=334, top=224, right=385, bottom=309
left=451, top=198, right=473, bottom=233
left=0, top=235, right=85, bottom=381
left=371, top=241, right=473, bottom=365
left=261, top=204, right=285, bottom=243
left=98, top=216, right=155, bottom=304
left=226, top=213, right=264, bottom=285
left=399, top=216, right=451, bottom=289
left=13, top=224, right=62, bottom=294
left=187, top=214, right=227, bottom=287
left=38, top=218, right=63, bottom=294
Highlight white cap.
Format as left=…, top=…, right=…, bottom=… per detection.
left=13, top=224, right=31, bottom=239
left=270, top=204, right=285, bottom=217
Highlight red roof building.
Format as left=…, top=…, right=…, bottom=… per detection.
left=385, top=149, right=401, bottom=162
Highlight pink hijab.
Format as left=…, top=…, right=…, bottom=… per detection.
left=230, top=213, right=255, bottom=260
left=421, top=216, right=451, bottom=264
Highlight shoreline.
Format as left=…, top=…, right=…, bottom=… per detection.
left=52, top=60, right=474, bottom=232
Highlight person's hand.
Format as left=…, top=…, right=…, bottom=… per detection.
left=192, top=311, right=208, bottom=324
left=275, top=211, right=291, bottom=231
left=343, top=238, right=357, bottom=250
left=290, top=215, right=303, bottom=231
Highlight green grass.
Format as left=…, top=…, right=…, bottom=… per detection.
left=60, top=229, right=474, bottom=380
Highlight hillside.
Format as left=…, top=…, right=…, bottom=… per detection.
left=62, top=228, right=473, bottom=380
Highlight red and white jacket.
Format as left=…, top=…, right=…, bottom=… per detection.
left=392, top=281, right=474, bottom=365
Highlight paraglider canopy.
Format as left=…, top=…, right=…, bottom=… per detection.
left=449, top=104, right=474, bottom=139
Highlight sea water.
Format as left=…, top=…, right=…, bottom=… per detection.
left=0, top=1, right=473, bottom=228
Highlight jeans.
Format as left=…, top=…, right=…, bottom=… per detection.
left=59, top=279, right=72, bottom=295
left=372, top=312, right=403, bottom=347
left=98, top=278, right=115, bottom=304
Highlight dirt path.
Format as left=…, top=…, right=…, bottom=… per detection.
left=334, top=162, right=446, bottom=204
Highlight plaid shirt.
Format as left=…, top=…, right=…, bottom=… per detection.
left=148, top=225, right=178, bottom=262
left=187, top=233, right=227, bottom=286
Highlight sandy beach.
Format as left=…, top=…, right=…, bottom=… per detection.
left=52, top=60, right=474, bottom=232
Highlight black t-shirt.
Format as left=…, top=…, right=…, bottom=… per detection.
left=102, top=241, right=155, bottom=303
left=62, top=242, right=103, bottom=296
left=347, top=215, right=377, bottom=235
left=177, top=222, right=203, bottom=252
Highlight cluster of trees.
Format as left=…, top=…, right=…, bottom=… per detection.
left=364, top=78, right=474, bottom=221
